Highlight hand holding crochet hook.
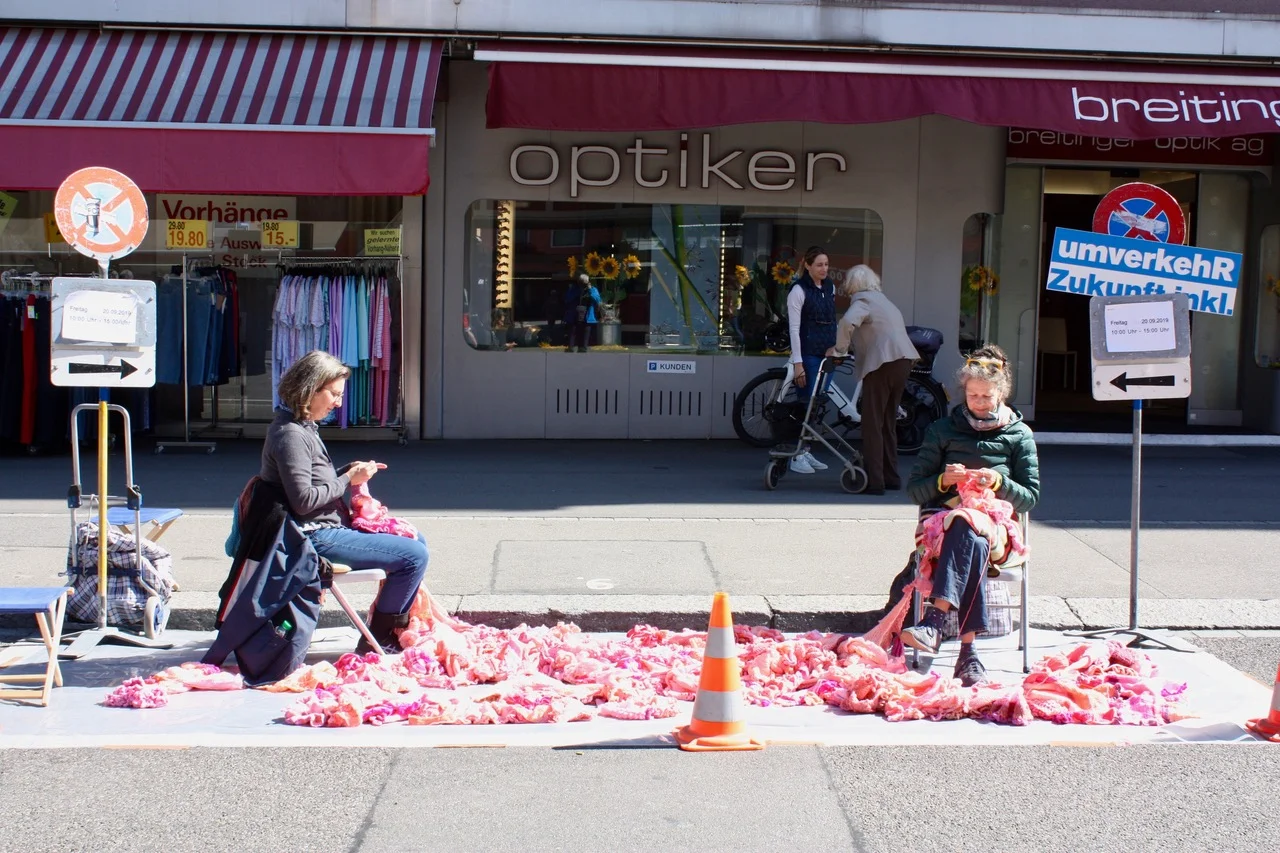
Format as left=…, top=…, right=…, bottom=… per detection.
left=348, top=460, right=388, bottom=486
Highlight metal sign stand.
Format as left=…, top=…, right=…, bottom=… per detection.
left=1067, top=293, right=1196, bottom=652
left=59, top=401, right=173, bottom=658
left=49, top=167, right=172, bottom=658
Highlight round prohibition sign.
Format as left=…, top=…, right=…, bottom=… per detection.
left=54, top=167, right=150, bottom=261
left=1092, top=182, right=1186, bottom=245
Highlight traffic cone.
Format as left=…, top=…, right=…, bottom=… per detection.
left=1246, top=661, right=1280, bottom=743
left=675, top=592, right=765, bottom=752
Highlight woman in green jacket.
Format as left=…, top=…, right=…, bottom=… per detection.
left=900, top=344, right=1040, bottom=686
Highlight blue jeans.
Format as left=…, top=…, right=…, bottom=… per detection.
left=929, top=517, right=990, bottom=637
left=798, top=355, right=832, bottom=402
left=307, top=527, right=429, bottom=615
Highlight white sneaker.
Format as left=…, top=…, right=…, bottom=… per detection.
left=789, top=455, right=816, bottom=474
left=803, top=451, right=828, bottom=470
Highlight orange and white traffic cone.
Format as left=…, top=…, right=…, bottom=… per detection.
left=675, top=592, right=765, bottom=752
left=1247, top=661, right=1280, bottom=743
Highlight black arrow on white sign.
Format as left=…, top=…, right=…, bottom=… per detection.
left=68, top=360, right=137, bottom=380
left=1110, top=371, right=1174, bottom=392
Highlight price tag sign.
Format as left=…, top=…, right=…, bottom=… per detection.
left=44, top=212, right=65, bottom=243
left=1103, top=300, right=1177, bottom=354
left=364, top=228, right=402, bottom=256
left=165, top=219, right=210, bottom=250
left=259, top=220, right=299, bottom=248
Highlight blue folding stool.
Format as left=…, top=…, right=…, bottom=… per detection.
left=0, top=587, right=72, bottom=706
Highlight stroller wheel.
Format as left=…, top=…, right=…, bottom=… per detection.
left=841, top=465, right=869, bottom=494
left=143, top=596, right=169, bottom=639
left=763, top=459, right=786, bottom=491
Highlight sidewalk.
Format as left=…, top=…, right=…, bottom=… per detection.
left=2, top=439, right=1278, bottom=632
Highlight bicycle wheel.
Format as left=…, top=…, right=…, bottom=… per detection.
left=897, top=375, right=947, bottom=454
left=733, top=368, right=797, bottom=448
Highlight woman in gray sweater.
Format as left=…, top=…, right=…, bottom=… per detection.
left=263, top=350, right=428, bottom=653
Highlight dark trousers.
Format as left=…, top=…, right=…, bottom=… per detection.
left=931, top=517, right=990, bottom=637
left=568, top=322, right=594, bottom=350
left=861, top=358, right=913, bottom=490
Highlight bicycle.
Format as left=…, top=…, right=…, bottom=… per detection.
left=732, top=326, right=949, bottom=454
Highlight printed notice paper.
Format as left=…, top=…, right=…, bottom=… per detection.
left=1104, top=300, right=1176, bottom=354
left=62, top=290, right=139, bottom=345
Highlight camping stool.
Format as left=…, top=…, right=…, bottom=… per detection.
left=0, top=587, right=71, bottom=706
left=99, top=507, right=185, bottom=543
left=326, top=567, right=387, bottom=655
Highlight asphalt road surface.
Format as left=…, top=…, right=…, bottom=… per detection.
left=0, top=636, right=1275, bottom=853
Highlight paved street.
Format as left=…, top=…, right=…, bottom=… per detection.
left=3, top=440, right=1279, bottom=852
left=1, top=439, right=1277, bottom=632
left=0, top=634, right=1274, bottom=853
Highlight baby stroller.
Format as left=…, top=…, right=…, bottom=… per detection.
left=763, top=356, right=869, bottom=494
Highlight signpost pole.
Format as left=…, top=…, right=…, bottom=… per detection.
left=96, top=393, right=109, bottom=631
left=51, top=166, right=173, bottom=658
left=1129, top=399, right=1142, bottom=632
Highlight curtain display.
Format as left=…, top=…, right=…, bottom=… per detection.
left=271, top=265, right=400, bottom=428
left=156, top=266, right=240, bottom=387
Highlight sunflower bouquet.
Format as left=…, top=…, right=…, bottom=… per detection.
left=964, top=265, right=1000, bottom=295
left=567, top=250, right=643, bottom=321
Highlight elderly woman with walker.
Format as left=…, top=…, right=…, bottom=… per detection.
left=899, top=345, right=1039, bottom=686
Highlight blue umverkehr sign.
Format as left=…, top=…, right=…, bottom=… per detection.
left=1046, top=227, right=1241, bottom=315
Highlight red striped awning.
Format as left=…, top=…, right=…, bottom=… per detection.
left=0, top=28, right=443, bottom=195
left=479, top=42, right=1280, bottom=141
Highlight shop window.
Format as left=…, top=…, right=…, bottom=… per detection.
left=464, top=200, right=884, bottom=354
left=959, top=213, right=997, bottom=354
left=1257, top=224, right=1280, bottom=368
left=0, top=189, right=405, bottom=438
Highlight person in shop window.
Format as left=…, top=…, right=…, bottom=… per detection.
left=826, top=264, right=919, bottom=495
left=900, top=345, right=1039, bottom=686
left=786, top=246, right=838, bottom=474
left=262, top=350, right=428, bottom=653
left=564, top=273, right=601, bottom=353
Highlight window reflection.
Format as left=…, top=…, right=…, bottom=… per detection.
left=464, top=200, right=884, bottom=354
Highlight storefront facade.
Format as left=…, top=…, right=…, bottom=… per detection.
left=6, top=5, right=1280, bottom=441
left=423, top=47, right=1280, bottom=438
left=429, top=60, right=1004, bottom=438
left=0, top=27, right=442, bottom=448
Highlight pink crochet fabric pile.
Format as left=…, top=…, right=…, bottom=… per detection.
left=103, top=587, right=1188, bottom=729
left=350, top=483, right=419, bottom=539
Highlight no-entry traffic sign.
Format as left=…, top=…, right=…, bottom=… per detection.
left=53, top=167, right=149, bottom=262
left=1093, top=182, right=1186, bottom=245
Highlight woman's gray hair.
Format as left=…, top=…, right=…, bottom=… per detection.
left=955, top=345, right=1014, bottom=401
left=277, top=350, right=350, bottom=420
left=840, top=264, right=882, bottom=295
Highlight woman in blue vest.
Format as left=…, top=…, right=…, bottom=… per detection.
left=785, top=246, right=838, bottom=474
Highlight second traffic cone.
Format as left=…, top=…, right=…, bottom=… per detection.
left=1246, top=661, right=1280, bottom=743
left=675, top=592, right=765, bottom=752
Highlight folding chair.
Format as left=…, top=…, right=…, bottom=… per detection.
left=97, top=506, right=185, bottom=543
left=908, top=513, right=1031, bottom=674
left=988, top=514, right=1031, bottom=674
left=0, top=587, right=71, bottom=706
left=324, top=566, right=387, bottom=655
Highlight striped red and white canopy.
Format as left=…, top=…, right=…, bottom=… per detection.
left=0, top=28, right=443, bottom=194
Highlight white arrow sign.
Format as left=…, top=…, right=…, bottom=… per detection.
left=1091, top=359, right=1191, bottom=402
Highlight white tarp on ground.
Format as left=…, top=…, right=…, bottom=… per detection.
left=0, top=628, right=1268, bottom=748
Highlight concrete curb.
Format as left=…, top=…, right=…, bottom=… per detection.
left=7, top=593, right=1279, bottom=634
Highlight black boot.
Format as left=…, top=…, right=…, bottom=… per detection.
left=356, top=610, right=410, bottom=655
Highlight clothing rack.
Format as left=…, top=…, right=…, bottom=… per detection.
left=155, top=254, right=217, bottom=455
left=276, top=255, right=407, bottom=441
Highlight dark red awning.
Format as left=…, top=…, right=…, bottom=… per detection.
left=0, top=28, right=442, bottom=195
left=480, top=43, right=1280, bottom=140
